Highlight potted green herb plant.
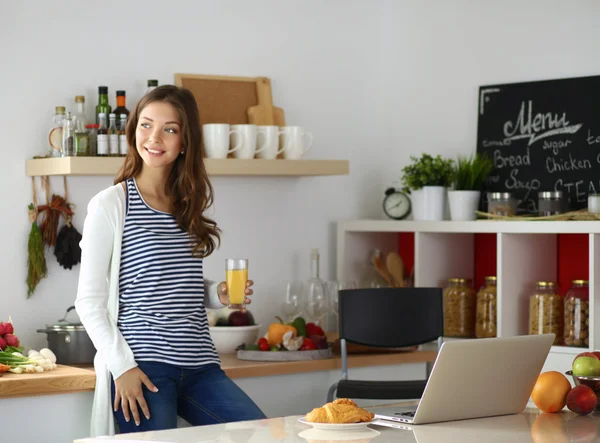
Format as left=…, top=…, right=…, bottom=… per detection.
left=400, top=154, right=454, bottom=221
left=448, top=153, right=494, bottom=221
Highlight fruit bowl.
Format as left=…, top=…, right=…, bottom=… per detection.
left=209, top=325, right=262, bottom=354
left=565, top=370, right=600, bottom=409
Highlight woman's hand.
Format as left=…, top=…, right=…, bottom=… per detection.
left=113, top=367, right=159, bottom=426
left=218, top=280, right=254, bottom=311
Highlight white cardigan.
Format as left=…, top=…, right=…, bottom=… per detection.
left=75, top=183, right=223, bottom=437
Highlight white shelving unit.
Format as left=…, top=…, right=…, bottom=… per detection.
left=336, top=219, right=600, bottom=370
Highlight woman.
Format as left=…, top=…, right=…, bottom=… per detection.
left=75, top=85, right=266, bottom=437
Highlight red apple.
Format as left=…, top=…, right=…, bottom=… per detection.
left=566, top=385, right=598, bottom=416
left=229, top=311, right=251, bottom=327
left=592, top=351, right=600, bottom=360
left=573, top=352, right=599, bottom=364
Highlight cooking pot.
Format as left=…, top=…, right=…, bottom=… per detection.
left=37, top=305, right=96, bottom=365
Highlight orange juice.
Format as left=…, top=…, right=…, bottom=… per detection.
left=226, top=268, right=248, bottom=306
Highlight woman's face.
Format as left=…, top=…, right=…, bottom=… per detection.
left=135, top=101, right=183, bottom=169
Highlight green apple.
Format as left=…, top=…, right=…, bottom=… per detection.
left=573, top=356, right=600, bottom=377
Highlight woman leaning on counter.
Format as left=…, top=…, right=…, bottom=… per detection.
left=75, top=85, right=265, bottom=437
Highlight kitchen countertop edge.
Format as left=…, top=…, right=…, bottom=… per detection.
left=0, top=350, right=436, bottom=399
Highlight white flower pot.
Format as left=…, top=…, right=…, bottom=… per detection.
left=448, top=190, right=481, bottom=221
left=411, top=186, right=447, bottom=221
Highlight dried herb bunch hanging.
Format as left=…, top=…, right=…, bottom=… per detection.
left=26, top=178, right=47, bottom=298
left=38, top=194, right=72, bottom=247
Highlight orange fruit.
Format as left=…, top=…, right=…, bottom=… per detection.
left=531, top=371, right=572, bottom=413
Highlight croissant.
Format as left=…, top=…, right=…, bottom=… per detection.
left=305, top=399, right=374, bottom=424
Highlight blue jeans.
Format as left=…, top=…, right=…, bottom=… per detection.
left=110, top=361, right=266, bottom=433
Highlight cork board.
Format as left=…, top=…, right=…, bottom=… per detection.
left=174, top=73, right=263, bottom=125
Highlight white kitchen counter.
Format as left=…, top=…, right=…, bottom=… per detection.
left=73, top=405, right=596, bottom=442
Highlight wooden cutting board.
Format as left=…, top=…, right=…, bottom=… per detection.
left=247, top=77, right=286, bottom=126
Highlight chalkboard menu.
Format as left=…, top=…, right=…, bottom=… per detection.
left=476, top=75, right=600, bottom=214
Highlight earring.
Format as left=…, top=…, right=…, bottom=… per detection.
left=180, top=150, right=185, bottom=155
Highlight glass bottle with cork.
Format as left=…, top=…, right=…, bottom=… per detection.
left=118, top=114, right=128, bottom=156
left=108, top=113, right=119, bottom=156
left=113, top=90, right=129, bottom=122
left=95, top=86, right=111, bottom=125
left=97, top=113, right=109, bottom=157
left=72, top=96, right=89, bottom=156
left=49, top=106, right=66, bottom=157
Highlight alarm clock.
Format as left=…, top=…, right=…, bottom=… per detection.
left=383, top=188, right=411, bottom=220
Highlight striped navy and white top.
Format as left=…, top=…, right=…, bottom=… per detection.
left=117, top=178, right=220, bottom=367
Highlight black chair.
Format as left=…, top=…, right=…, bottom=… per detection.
left=327, top=287, right=443, bottom=403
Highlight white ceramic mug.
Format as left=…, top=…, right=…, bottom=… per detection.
left=202, top=124, right=242, bottom=159
left=231, top=124, right=265, bottom=159
left=280, top=126, right=313, bottom=159
left=256, top=125, right=286, bottom=159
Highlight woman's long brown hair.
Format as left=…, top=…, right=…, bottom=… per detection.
left=114, top=85, right=221, bottom=258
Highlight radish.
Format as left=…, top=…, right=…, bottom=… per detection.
left=4, top=334, right=19, bottom=347
left=0, top=323, right=5, bottom=336
left=3, top=322, right=13, bottom=335
left=0, top=337, right=5, bottom=350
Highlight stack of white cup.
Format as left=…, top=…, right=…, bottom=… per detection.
left=202, top=124, right=313, bottom=160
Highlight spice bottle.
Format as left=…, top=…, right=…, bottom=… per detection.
left=529, top=281, right=562, bottom=345
left=564, top=280, right=589, bottom=348
left=443, top=278, right=476, bottom=338
left=97, top=114, right=109, bottom=157
left=476, top=276, right=497, bottom=338
left=86, top=124, right=99, bottom=156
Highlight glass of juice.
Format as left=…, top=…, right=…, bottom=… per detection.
left=225, top=258, right=248, bottom=309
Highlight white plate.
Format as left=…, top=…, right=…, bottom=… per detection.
left=298, top=416, right=376, bottom=430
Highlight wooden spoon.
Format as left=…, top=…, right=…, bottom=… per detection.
left=373, top=255, right=394, bottom=287
left=386, top=252, right=405, bottom=288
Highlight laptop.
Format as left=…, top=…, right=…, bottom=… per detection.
left=372, top=334, right=554, bottom=425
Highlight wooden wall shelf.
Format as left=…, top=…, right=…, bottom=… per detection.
left=25, top=157, right=349, bottom=177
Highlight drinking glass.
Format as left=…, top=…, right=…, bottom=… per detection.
left=305, top=280, right=329, bottom=328
left=282, top=281, right=304, bottom=322
left=225, top=258, right=248, bottom=309
left=328, top=280, right=357, bottom=334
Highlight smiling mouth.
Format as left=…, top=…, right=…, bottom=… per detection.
left=145, top=147, right=164, bottom=155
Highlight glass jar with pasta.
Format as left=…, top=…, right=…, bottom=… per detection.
left=443, top=278, right=476, bottom=338
left=564, top=280, right=589, bottom=348
left=476, top=276, right=497, bottom=338
left=528, top=281, right=562, bottom=345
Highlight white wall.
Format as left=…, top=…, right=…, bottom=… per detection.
left=3, top=0, right=600, bottom=368
left=1, top=0, right=386, bottom=350
left=379, top=0, right=600, bottom=189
